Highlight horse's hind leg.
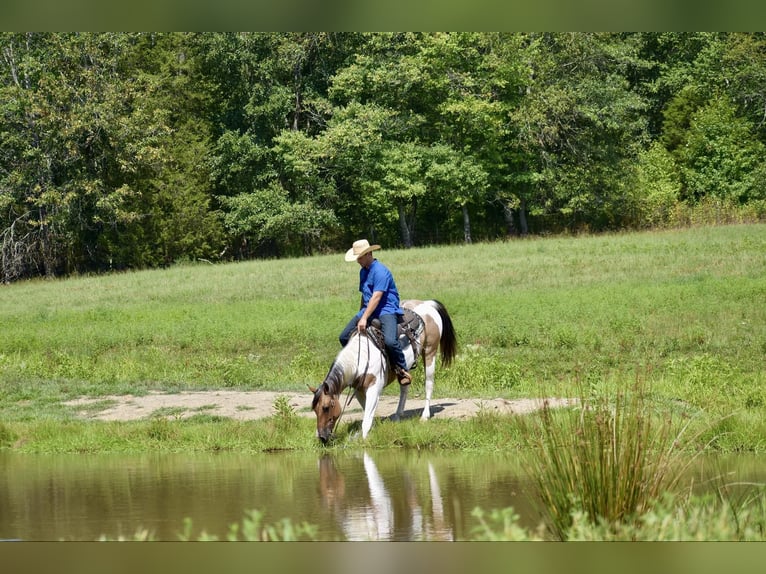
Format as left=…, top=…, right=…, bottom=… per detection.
left=421, top=356, right=436, bottom=421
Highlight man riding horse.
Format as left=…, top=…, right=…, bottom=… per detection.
left=338, top=239, right=412, bottom=386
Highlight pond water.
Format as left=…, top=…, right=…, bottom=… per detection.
left=1, top=450, right=764, bottom=541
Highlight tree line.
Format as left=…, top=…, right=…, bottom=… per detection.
left=2, top=32, right=765, bottom=282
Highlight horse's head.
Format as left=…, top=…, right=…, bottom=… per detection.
left=310, top=382, right=342, bottom=444
left=318, top=455, right=345, bottom=507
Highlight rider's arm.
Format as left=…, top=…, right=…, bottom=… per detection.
left=358, top=291, right=383, bottom=331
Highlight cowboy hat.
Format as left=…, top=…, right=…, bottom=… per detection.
left=344, top=239, right=381, bottom=262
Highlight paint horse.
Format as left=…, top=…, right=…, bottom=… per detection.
left=311, top=299, right=457, bottom=443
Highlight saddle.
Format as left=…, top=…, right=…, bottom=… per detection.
left=368, top=309, right=424, bottom=369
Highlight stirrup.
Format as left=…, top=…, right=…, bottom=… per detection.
left=396, top=368, right=412, bottom=386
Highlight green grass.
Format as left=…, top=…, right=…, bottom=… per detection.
left=2, top=223, right=766, bottom=452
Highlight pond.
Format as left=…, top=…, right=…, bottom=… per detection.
left=1, top=450, right=764, bottom=541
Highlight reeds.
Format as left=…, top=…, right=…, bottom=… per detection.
left=519, top=378, right=700, bottom=540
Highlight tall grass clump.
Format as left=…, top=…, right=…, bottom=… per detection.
left=518, top=378, right=703, bottom=540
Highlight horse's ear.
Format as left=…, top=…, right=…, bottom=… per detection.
left=307, top=384, right=317, bottom=393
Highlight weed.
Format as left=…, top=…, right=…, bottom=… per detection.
left=470, top=507, right=536, bottom=541
left=271, top=395, right=299, bottom=432
left=146, top=417, right=176, bottom=441
left=150, top=407, right=187, bottom=419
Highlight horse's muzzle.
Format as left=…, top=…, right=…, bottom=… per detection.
left=317, top=428, right=333, bottom=444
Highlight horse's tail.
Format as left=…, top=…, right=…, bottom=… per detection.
left=428, top=300, right=457, bottom=367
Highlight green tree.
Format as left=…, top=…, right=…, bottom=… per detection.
left=318, top=101, right=403, bottom=245
left=106, top=32, right=224, bottom=268
left=423, top=144, right=488, bottom=244
left=718, top=33, right=766, bottom=140
left=202, top=33, right=356, bottom=257
left=634, top=141, right=682, bottom=227
left=0, top=33, right=149, bottom=278
left=328, top=33, right=461, bottom=246
left=328, top=33, right=506, bottom=245
left=0, top=33, right=223, bottom=280
left=430, top=33, right=524, bottom=240
left=5, top=32, right=766, bottom=281
left=679, top=96, right=765, bottom=202
left=510, top=33, right=649, bottom=231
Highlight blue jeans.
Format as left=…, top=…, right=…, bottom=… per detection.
left=339, top=313, right=407, bottom=371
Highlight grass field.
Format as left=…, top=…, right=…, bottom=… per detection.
left=1, top=223, right=765, bottom=452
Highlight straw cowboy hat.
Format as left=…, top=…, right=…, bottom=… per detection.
left=344, top=239, right=381, bottom=262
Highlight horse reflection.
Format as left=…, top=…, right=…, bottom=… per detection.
left=317, top=452, right=453, bottom=541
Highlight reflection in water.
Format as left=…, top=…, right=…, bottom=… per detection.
left=0, top=450, right=532, bottom=541
left=4, top=450, right=760, bottom=541
left=346, top=453, right=394, bottom=540
left=319, top=452, right=453, bottom=541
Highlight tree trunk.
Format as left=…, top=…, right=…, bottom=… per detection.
left=398, top=204, right=413, bottom=248
left=462, top=204, right=472, bottom=244
left=292, top=63, right=301, bottom=131
left=502, top=203, right=517, bottom=236
left=519, top=197, right=529, bottom=236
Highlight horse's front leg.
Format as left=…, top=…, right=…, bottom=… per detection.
left=361, top=380, right=383, bottom=439
left=391, top=381, right=409, bottom=421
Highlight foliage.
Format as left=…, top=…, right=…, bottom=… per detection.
left=0, top=33, right=223, bottom=281
left=510, top=33, right=649, bottom=232
left=633, top=141, right=682, bottom=227
left=4, top=33, right=766, bottom=280
left=179, top=510, right=318, bottom=541
left=271, top=394, right=300, bottom=433
left=678, top=96, right=766, bottom=202
left=469, top=491, right=766, bottom=541
left=219, top=182, right=338, bottom=257
left=99, top=509, right=319, bottom=541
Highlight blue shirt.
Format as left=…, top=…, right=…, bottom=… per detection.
left=355, top=259, right=403, bottom=319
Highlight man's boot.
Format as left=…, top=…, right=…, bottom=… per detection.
left=396, top=366, right=412, bottom=386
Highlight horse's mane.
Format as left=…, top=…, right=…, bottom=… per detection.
left=312, top=335, right=369, bottom=407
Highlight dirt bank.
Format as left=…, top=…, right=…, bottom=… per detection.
left=64, top=390, right=577, bottom=422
